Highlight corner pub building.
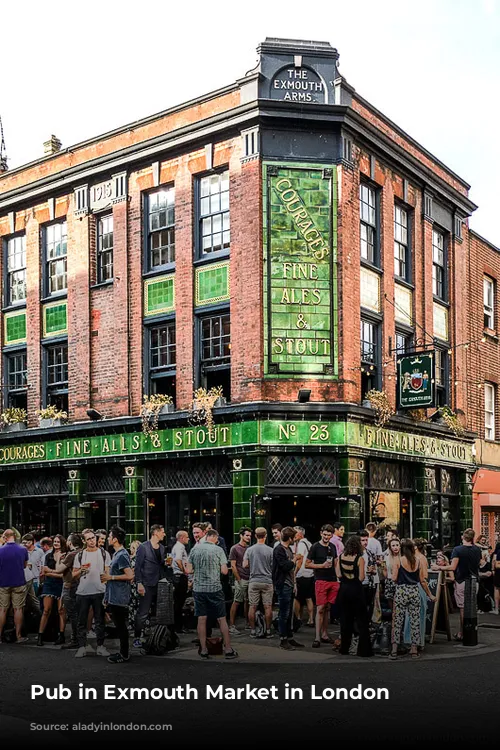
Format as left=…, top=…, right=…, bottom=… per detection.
left=0, top=36, right=491, bottom=550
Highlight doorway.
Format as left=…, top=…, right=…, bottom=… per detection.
left=269, top=494, right=339, bottom=542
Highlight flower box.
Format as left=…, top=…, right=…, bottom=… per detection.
left=2, top=422, right=27, bottom=432
left=39, top=418, right=66, bottom=428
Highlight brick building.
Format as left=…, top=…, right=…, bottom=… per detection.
left=465, top=230, right=500, bottom=540
left=0, top=37, right=490, bottom=548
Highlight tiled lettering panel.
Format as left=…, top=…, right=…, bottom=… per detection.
left=264, top=163, right=338, bottom=377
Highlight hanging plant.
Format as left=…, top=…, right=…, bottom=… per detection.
left=189, top=386, right=224, bottom=435
left=1, top=407, right=27, bottom=426
left=439, top=406, right=465, bottom=438
left=141, top=393, right=173, bottom=436
left=366, top=389, right=394, bottom=428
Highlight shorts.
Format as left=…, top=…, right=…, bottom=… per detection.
left=315, top=580, right=340, bottom=606
left=233, top=579, right=249, bottom=604
left=193, top=590, right=226, bottom=619
left=248, top=582, right=273, bottom=607
left=454, top=580, right=465, bottom=608
left=295, top=576, right=315, bottom=604
left=0, top=585, right=27, bottom=609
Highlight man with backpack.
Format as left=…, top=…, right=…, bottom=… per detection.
left=243, top=527, right=274, bottom=639
left=293, top=526, right=314, bottom=628
left=72, top=529, right=111, bottom=658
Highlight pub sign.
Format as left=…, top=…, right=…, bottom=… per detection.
left=397, top=351, right=435, bottom=409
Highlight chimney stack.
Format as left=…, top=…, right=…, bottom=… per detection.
left=43, top=135, right=62, bottom=156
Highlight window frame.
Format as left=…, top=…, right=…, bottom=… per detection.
left=394, top=204, right=411, bottom=282
left=484, top=276, right=495, bottom=330
left=145, top=186, right=176, bottom=274
left=195, top=168, right=230, bottom=261
left=485, top=382, right=496, bottom=441
left=4, top=234, right=27, bottom=308
left=44, top=221, right=68, bottom=298
left=359, top=181, right=380, bottom=268
left=3, top=347, right=27, bottom=410
left=434, top=345, right=449, bottom=407
left=432, top=228, right=447, bottom=302
left=196, top=308, right=231, bottom=395
left=144, top=317, right=177, bottom=401
left=360, top=315, right=381, bottom=395
left=96, top=213, right=114, bottom=284
left=43, top=340, right=68, bottom=411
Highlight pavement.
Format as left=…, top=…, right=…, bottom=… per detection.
left=2, top=611, right=500, bottom=742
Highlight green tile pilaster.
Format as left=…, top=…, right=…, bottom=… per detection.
left=67, top=469, right=87, bottom=533
left=414, top=465, right=432, bottom=539
left=124, top=466, right=145, bottom=545
left=232, top=453, right=266, bottom=543
left=337, top=455, right=365, bottom=534
left=339, top=498, right=361, bottom=536
left=459, top=469, right=474, bottom=532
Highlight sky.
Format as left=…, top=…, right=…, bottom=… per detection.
left=2, top=0, right=499, bottom=244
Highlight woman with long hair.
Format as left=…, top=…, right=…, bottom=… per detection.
left=390, top=538, right=435, bottom=660
left=335, top=535, right=372, bottom=657
left=383, top=537, right=400, bottom=608
left=403, top=538, right=431, bottom=650
left=38, top=534, right=67, bottom=646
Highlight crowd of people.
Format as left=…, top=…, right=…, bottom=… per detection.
left=0, top=518, right=493, bottom=662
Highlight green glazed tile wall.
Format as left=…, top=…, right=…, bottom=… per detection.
left=195, top=262, right=230, bottom=306
left=4, top=311, right=27, bottom=344
left=44, top=303, right=67, bottom=337
left=263, top=162, right=338, bottom=378
left=144, top=275, right=175, bottom=316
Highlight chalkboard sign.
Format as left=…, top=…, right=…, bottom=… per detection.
left=426, top=569, right=451, bottom=642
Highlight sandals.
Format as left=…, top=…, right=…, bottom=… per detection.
left=389, top=651, right=398, bottom=660
left=453, top=633, right=463, bottom=642
left=410, top=650, right=421, bottom=659
left=312, top=640, right=321, bottom=648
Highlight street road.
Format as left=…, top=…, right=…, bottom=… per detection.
left=0, top=641, right=497, bottom=743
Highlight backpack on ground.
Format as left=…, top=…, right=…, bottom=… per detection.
left=141, top=625, right=179, bottom=655
left=254, top=609, right=266, bottom=638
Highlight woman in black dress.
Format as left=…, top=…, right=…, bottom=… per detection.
left=335, top=535, right=372, bottom=657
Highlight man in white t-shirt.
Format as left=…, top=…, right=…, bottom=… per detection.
left=72, top=529, right=111, bottom=659
left=293, top=526, right=314, bottom=627
left=171, top=530, right=189, bottom=632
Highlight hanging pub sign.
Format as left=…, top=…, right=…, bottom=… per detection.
left=397, top=351, right=435, bottom=409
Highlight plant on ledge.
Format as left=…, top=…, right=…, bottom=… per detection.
left=36, top=405, right=68, bottom=423
left=141, top=393, right=173, bottom=436
left=1, top=407, right=27, bottom=427
left=439, top=405, right=465, bottom=438
left=189, top=386, right=224, bottom=435
left=365, top=389, right=394, bottom=428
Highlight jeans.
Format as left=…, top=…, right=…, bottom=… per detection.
left=109, top=605, right=129, bottom=658
left=62, top=587, right=78, bottom=643
left=173, top=575, right=188, bottom=631
left=76, top=594, right=105, bottom=647
left=134, top=584, right=157, bottom=638
left=276, top=583, right=294, bottom=640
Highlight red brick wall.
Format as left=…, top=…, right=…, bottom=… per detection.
left=465, top=230, right=500, bottom=437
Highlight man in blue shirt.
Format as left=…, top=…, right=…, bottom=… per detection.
left=102, top=526, right=134, bottom=663
left=0, top=529, right=29, bottom=643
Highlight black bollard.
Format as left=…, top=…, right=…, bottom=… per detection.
left=462, top=577, right=478, bottom=647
